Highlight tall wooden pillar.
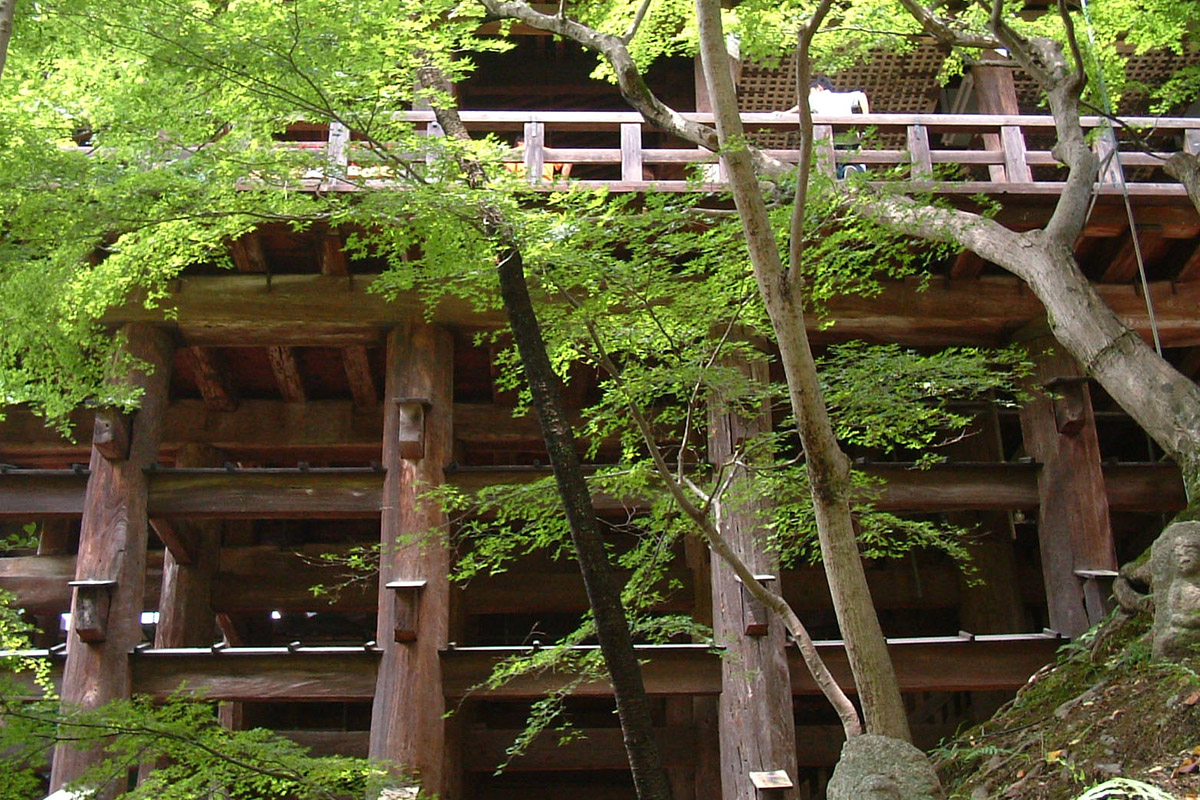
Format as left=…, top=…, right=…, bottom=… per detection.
left=50, top=324, right=174, bottom=794
left=972, top=53, right=1031, bottom=183
left=369, top=322, right=455, bottom=796
left=709, top=356, right=798, bottom=800
left=154, top=444, right=223, bottom=647
left=1018, top=335, right=1117, bottom=638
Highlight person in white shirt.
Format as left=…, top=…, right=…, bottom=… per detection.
left=781, top=76, right=870, bottom=176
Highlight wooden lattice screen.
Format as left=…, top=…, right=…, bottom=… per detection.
left=738, top=39, right=948, bottom=148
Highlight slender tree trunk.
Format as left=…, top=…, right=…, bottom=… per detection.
left=0, top=0, right=15, bottom=83
left=416, top=65, right=673, bottom=799
left=693, top=0, right=911, bottom=741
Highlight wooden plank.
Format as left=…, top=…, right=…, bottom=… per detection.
left=266, top=346, right=307, bottom=403
left=342, top=345, right=379, bottom=409
left=319, top=232, right=349, bottom=277
left=229, top=233, right=267, bottom=273
left=440, top=636, right=1061, bottom=699
left=155, top=444, right=224, bottom=648
left=707, top=352, right=796, bottom=800
left=1100, top=232, right=1171, bottom=284
left=149, top=517, right=197, bottom=565
left=131, top=648, right=380, bottom=701
left=907, top=124, right=932, bottom=180
left=1177, top=241, right=1200, bottom=282
left=813, top=124, right=836, bottom=179
left=369, top=323, right=454, bottom=794
left=280, top=730, right=369, bottom=758
left=51, top=325, right=174, bottom=794
left=96, top=274, right=1200, bottom=349
left=1018, top=339, right=1116, bottom=637
left=523, top=121, right=546, bottom=185
left=183, top=346, right=239, bottom=412
left=0, top=461, right=1184, bottom=521
left=621, top=122, right=644, bottom=182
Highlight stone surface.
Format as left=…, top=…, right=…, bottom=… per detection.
left=826, top=734, right=944, bottom=800
left=1151, top=521, right=1200, bottom=659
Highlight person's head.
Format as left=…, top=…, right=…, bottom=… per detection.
left=810, top=75, right=834, bottom=93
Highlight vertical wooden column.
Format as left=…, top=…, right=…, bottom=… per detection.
left=1018, top=334, right=1117, bottom=638
left=50, top=324, right=173, bottom=794
left=972, top=54, right=1031, bottom=183
left=949, top=413, right=1027, bottom=636
left=154, top=444, right=223, bottom=647
left=708, top=355, right=798, bottom=800
left=368, top=322, right=455, bottom=796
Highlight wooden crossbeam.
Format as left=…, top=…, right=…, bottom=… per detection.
left=229, top=233, right=268, bottom=273
left=182, top=346, right=239, bottom=412
left=149, top=518, right=197, bottom=564
left=266, top=346, right=307, bottom=403
left=342, top=346, right=378, bottom=409
left=319, top=232, right=349, bottom=277
left=101, top=274, right=1200, bottom=348
left=1099, top=232, right=1173, bottom=284
left=0, top=462, right=1184, bottom=519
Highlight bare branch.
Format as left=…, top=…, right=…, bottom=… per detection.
left=623, top=0, right=654, bottom=44
left=894, top=0, right=999, bottom=50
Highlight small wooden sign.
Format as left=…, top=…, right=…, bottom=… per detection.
left=749, top=770, right=794, bottom=790
left=736, top=574, right=776, bottom=637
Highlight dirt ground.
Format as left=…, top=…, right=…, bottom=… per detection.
left=935, top=614, right=1200, bottom=799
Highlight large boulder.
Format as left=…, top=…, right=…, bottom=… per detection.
left=826, top=734, right=944, bottom=800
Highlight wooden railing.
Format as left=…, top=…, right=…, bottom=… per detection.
left=290, top=110, right=1200, bottom=196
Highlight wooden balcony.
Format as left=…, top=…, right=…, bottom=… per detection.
left=290, top=110, right=1200, bottom=197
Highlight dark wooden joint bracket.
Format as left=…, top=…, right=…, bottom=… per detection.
left=92, top=409, right=131, bottom=461
left=69, top=579, right=117, bottom=643
left=1044, top=376, right=1090, bottom=436
left=394, top=397, right=432, bottom=460
left=749, top=770, right=794, bottom=793
left=736, top=574, right=776, bottom=637
left=386, top=579, right=427, bottom=642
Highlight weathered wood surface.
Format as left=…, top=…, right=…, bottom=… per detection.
left=1019, top=338, right=1117, bottom=638
left=707, top=353, right=798, bottom=800
left=131, top=648, right=380, bottom=701
left=51, top=325, right=174, bottom=794
left=368, top=323, right=455, bottom=793
left=93, top=275, right=1200, bottom=348
left=0, top=461, right=1185, bottom=518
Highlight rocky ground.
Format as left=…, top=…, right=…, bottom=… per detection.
left=935, top=614, right=1200, bottom=800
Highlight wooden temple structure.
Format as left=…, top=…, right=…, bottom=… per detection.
left=2, top=35, right=1200, bottom=800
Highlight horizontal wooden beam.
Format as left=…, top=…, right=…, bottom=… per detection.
left=443, top=634, right=1062, bottom=698
left=100, top=275, right=1200, bottom=348
left=0, top=462, right=1183, bottom=520
left=10, top=634, right=1063, bottom=703
left=131, top=647, right=381, bottom=701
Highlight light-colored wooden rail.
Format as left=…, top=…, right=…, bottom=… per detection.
left=290, top=111, right=1200, bottom=196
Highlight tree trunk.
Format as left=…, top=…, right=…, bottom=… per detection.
left=693, top=0, right=911, bottom=741
left=0, top=0, right=14, bottom=83
left=417, top=64, right=673, bottom=799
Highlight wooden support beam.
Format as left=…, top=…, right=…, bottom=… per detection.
left=229, top=233, right=268, bottom=273
left=149, top=517, right=197, bottom=565
left=1099, top=232, right=1172, bottom=284
left=707, top=352, right=797, bottom=800
left=342, top=346, right=379, bottom=409
left=131, top=647, right=380, bottom=701
left=0, top=461, right=1184, bottom=520
left=1018, top=338, right=1117, bottom=637
left=1178, top=241, right=1200, bottom=282
left=319, top=232, right=349, bottom=277
left=51, top=325, right=174, bottom=795
left=369, top=323, right=454, bottom=795
left=98, top=274, right=1200, bottom=348
left=155, top=444, right=224, bottom=648
left=950, top=250, right=986, bottom=279
left=972, top=57, right=1029, bottom=183
left=266, top=346, right=307, bottom=403
left=183, top=346, right=239, bottom=412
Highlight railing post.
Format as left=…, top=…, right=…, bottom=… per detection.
left=813, top=123, right=836, bottom=179
left=907, top=123, right=933, bottom=180
left=523, top=121, right=546, bottom=185
left=1185, top=128, right=1200, bottom=156
left=327, top=121, right=350, bottom=174
left=621, top=122, right=644, bottom=182
left=1093, top=125, right=1123, bottom=186
left=972, top=54, right=1031, bottom=183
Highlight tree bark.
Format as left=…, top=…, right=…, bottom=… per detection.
left=692, top=0, right=911, bottom=741
left=0, top=0, right=14, bottom=84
